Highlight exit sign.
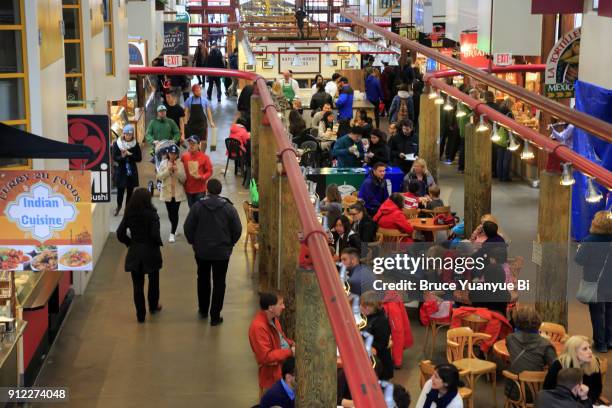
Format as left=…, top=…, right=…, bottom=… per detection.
left=493, top=53, right=513, bottom=66
left=164, top=54, right=182, bottom=67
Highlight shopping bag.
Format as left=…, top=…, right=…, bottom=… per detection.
left=249, top=179, right=259, bottom=206
left=209, top=127, right=218, bottom=151
left=576, top=279, right=599, bottom=304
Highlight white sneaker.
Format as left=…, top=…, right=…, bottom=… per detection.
left=169, top=234, right=176, bottom=243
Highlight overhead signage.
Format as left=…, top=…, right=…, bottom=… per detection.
left=544, top=27, right=581, bottom=99
left=373, top=17, right=391, bottom=24
left=278, top=47, right=321, bottom=75
left=0, top=170, right=93, bottom=271
left=68, top=115, right=111, bottom=203
left=493, top=53, right=513, bottom=66
left=460, top=32, right=489, bottom=68
left=161, top=22, right=189, bottom=56
left=418, top=23, right=456, bottom=48
left=163, top=54, right=182, bottom=68
left=531, top=0, right=583, bottom=14
left=128, top=40, right=147, bottom=67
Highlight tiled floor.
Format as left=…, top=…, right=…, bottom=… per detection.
left=34, top=98, right=610, bottom=407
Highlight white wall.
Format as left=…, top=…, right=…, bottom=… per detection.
left=445, top=0, right=478, bottom=41
left=127, top=1, right=164, bottom=64
left=579, top=12, right=612, bottom=89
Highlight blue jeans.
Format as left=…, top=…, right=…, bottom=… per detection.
left=496, top=145, right=512, bottom=181
left=589, top=302, right=612, bottom=349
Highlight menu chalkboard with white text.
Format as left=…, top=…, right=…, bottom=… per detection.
left=161, top=22, right=189, bottom=56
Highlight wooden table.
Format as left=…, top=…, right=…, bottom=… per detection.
left=352, top=99, right=375, bottom=122
left=408, top=218, right=452, bottom=232
left=493, top=338, right=564, bottom=360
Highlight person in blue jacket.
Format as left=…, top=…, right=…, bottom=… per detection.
left=332, top=126, right=365, bottom=168
left=335, top=76, right=354, bottom=137
left=359, top=162, right=389, bottom=216
left=365, top=69, right=384, bottom=128
left=260, top=356, right=296, bottom=408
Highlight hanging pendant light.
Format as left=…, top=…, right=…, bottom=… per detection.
left=456, top=103, right=467, bottom=118
left=389, top=54, right=399, bottom=66
left=267, top=53, right=275, bottom=68
left=508, top=132, right=520, bottom=151
left=373, top=56, right=383, bottom=67
left=586, top=177, right=603, bottom=203
left=428, top=87, right=438, bottom=99
left=491, top=123, right=501, bottom=142
left=560, top=163, right=575, bottom=186
left=443, top=96, right=453, bottom=111
left=434, top=92, right=444, bottom=105
left=324, top=54, right=334, bottom=67
left=520, top=139, right=535, bottom=160
left=322, top=43, right=330, bottom=53
left=476, top=115, right=489, bottom=132
left=292, top=54, right=304, bottom=66
left=349, top=54, right=359, bottom=69
left=288, top=43, right=297, bottom=52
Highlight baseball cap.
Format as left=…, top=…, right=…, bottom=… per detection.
left=122, top=124, right=135, bottom=134
left=191, top=83, right=201, bottom=92
left=157, top=104, right=167, bottom=112
left=186, top=135, right=200, bottom=144
left=165, top=144, right=179, bottom=155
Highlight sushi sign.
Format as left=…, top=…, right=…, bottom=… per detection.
left=0, top=171, right=93, bottom=271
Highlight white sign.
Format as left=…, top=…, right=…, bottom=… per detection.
left=163, top=54, right=182, bottom=68
left=6, top=183, right=77, bottom=241
left=373, top=17, right=391, bottom=24
left=279, top=47, right=320, bottom=75
left=493, top=53, right=513, bottom=66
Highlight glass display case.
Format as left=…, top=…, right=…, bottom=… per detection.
left=14, top=272, right=43, bottom=307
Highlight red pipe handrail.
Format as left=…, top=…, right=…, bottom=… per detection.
left=432, top=64, right=546, bottom=79
left=341, top=11, right=612, bottom=144
left=129, top=66, right=387, bottom=407
left=252, top=51, right=395, bottom=54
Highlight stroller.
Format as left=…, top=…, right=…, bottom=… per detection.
left=147, top=140, right=180, bottom=196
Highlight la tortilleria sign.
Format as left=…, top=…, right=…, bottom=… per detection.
left=0, top=171, right=93, bottom=271
left=545, top=27, right=581, bottom=99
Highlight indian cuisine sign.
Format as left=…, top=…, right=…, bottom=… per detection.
left=0, top=171, right=93, bottom=271
left=544, top=27, right=581, bottom=99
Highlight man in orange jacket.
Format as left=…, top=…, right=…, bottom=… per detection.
left=248, top=292, right=295, bottom=394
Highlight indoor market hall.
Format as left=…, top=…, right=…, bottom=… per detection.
left=0, top=1, right=611, bottom=408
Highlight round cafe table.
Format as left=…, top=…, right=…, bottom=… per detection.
left=408, top=218, right=452, bottom=233
left=493, top=338, right=564, bottom=361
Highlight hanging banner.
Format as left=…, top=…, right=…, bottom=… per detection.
left=68, top=115, right=111, bottom=203
left=460, top=32, right=489, bottom=68
left=531, top=0, right=583, bottom=14
left=0, top=170, right=93, bottom=271
left=278, top=47, right=321, bottom=75
left=544, top=27, right=581, bottom=99
left=418, top=23, right=457, bottom=48
left=161, top=22, right=189, bottom=56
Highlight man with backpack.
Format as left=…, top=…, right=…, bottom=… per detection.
left=388, top=84, right=414, bottom=123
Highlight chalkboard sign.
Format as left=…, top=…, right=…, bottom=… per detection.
left=161, top=22, right=189, bottom=56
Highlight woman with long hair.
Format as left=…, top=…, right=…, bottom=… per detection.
left=402, top=158, right=435, bottom=197
left=360, top=291, right=394, bottom=381
left=331, top=215, right=361, bottom=258
left=319, top=183, right=342, bottom=228
left=116, top=188, right=163, bottom=323
left=543, top=335, right=603, bottom=403
left=111, top=125, right=142, bottom=216
left=415, top=364, right=464, bottom=408
left=366, top=129, right=390, bottom=164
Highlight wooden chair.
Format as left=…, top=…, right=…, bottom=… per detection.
left=361, top=232, right=384, bottom=264
left=447, top=327, right=497, bottom=406
left=461, top=313, right=490, bottom=334
left=423, top=317, right=451, bottom=357
left=402, top=208, right=419, bottom=219
left=539, top=322, right=568, bottom=343
left=419, top=359, right=474, bottom=408
left=378, top=227, right=410, bottom=252
left=242, top=201, right=259, bottom=271
left=598, top=356, right=609, bottom=405
left=501, top=370, right=546, bottom=408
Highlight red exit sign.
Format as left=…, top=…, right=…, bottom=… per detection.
left=494, top=53, right=513, bottom=66
left=163, top=54, right=182, bottom=67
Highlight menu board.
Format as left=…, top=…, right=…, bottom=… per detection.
left=161, top=22, right=189, bottom=56
left=0, top=171, right=93, bottom=271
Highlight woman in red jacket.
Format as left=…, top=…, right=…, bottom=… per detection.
left=383, top=291, right=413, bottom=369
left=373, top=193, right=414, bottom=242
left=227, top=115, right=250, bottom=157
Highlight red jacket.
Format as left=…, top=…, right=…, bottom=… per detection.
left=373, top=199, right=414, bottom=240
left=383, top=291, right=413, bottom=366
left=181, top=151, right=212, bottom=194
left=248, top=311, right=294, bottom=389
left=450, top=306, right=512, bottom=353
left=227, top=124, right=250, bottom=156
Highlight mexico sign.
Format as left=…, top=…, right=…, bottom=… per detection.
left=544, top=27, right=581, bottom=99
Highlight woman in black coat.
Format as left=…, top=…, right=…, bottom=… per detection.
left=112, top=125, right=142, bottom=216
left=360, top=291, right=394, bottom=380
left=366, top=129, right=390, bottom=165
left=117, top=188, right=163, bottom=323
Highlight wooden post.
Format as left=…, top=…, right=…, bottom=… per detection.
left=257, top=120, right=280, bottom=293
left=418, top=91, right=440, bottom=181
left=535, top=171, right=571, bottom=326
left=250, top=95, right=262, bottom=182
left=278, top=165, right=302, bottom=340
left=295, top=267, right=337, bottom=407
left=464, top=121, right=492, bottom=235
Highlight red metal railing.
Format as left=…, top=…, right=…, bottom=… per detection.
left=431, top=64, right=546, bottom=79
left=341, top=11, right=612, bottom=144
left=129, top=66, right=387, bottom=407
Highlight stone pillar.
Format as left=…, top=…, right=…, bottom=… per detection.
left=535, top=171, right=571, bottom=326
left=418, top=91, right=440, bottom=181
left=464, top=121, right=492, bottom=235
left=295, top=267, right=337, bottom=407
